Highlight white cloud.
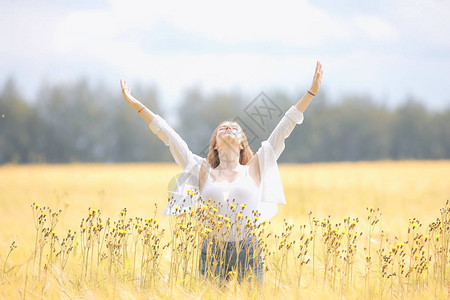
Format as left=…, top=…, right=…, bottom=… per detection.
left=385, top=0, right=450, bottom=47
left=0, top=5, right=64, bottom=57
left=353, top=15, right=397, bottom=42
left=1, top=0, right=450, bottom=110
left=106, top=0, right=353, bottom=46
left=49, top=0, right=353, bottom=77
left=53, top=11, right=119, bottom=53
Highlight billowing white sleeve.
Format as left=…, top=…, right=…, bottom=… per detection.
left=148, top=115, right=194, bottom=169
left=267, top=106, right=304, bottom=160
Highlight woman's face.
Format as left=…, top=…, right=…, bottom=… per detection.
left=215, top=121, right=243, bottom=150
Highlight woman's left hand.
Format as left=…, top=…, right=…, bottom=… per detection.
left=309, top=61, right=323, bottom=95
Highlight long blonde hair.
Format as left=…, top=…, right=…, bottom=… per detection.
left=206, top=121, right=254, bottom=168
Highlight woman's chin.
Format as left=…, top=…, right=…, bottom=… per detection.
left=227, top=136, right=241, bottom=143
left=217, top=136, right=240, bottom=148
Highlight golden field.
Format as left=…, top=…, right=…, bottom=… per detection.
left=0, top=161, right=449, bottom=299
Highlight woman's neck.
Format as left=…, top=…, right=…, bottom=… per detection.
left=216, top=147, right=240, bottom=171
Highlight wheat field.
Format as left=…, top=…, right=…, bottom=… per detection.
left=0, top=161, right=449, bottom=299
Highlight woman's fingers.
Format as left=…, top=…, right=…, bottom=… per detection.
left=120, top=79, right=132, bottom=97
left=120, top=79, right=130, bottom=92
left=309, top=61, right=323, bottom=94
left=313, top=61, right=322, bottom=81
left=315, top=62, right=323, bottom=80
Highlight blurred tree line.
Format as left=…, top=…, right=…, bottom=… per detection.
left=1, top=78, right=449, bottom=164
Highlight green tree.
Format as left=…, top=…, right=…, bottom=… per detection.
left=0, top=78, right=47, bottom=163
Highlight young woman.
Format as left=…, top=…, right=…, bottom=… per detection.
left=120, top=61, right=323, bottom=285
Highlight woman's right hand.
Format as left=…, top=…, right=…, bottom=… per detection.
left=120, top=79, right=144, bottom=110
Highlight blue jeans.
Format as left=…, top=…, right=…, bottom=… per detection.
left=199, top=237, right=264, bottom=286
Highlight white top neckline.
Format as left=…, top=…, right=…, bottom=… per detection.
left=207, top=164, right=249, bottom=185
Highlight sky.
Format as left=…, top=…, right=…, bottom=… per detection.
left=1, top=0, right=450, bottom=115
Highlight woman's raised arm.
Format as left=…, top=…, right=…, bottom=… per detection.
left=294, top=61, right=323, bottom=113
left=120, top=79, right=196, bottom=169
left=120, top=79, right=156, bottom=124
left=266, top=61, right=323, bottom=159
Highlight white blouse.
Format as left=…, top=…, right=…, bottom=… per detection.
left=148, top=106, right=304, bottom=221
left=200, top=164, right=262, bottom=241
